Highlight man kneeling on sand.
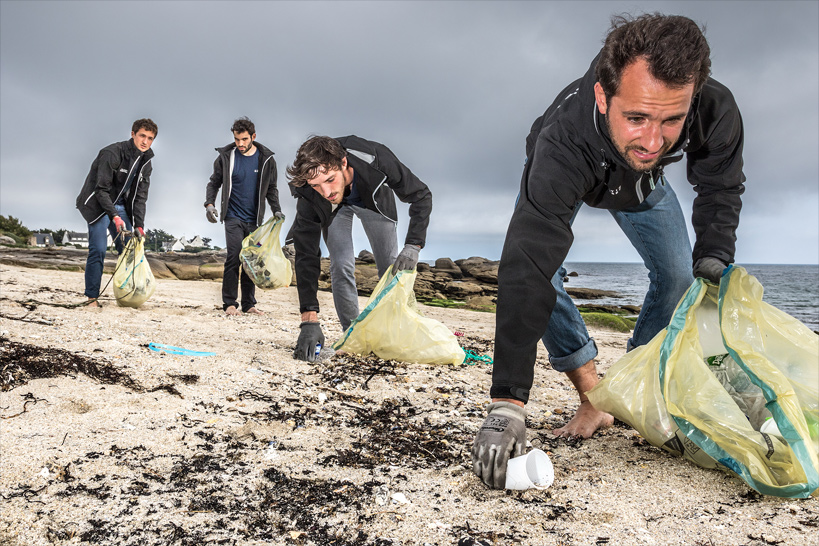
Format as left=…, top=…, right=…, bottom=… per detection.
left=473, top=13, right=746, bottom=489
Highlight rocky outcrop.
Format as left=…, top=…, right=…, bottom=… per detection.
left=0, top=246, right=631, bottom=312
left=430, top=257, right=463, bottom=279
left=455, top=257, right=498, bottom=283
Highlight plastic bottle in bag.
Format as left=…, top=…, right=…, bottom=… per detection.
left=707, top=353, right=772, bottom=430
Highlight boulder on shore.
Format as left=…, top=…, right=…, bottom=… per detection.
left=0, top=246, right=633, bottom=314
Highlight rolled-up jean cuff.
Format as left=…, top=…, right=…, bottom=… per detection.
left=549, top=338, right=598, bottom=373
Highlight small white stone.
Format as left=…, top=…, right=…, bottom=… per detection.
left=390, top=492, right=410, bottom=504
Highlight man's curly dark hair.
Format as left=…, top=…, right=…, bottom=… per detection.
left=596, top=13, right=711, bottom=100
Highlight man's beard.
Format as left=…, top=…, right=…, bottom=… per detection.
left=607, top=116, right=671, bottom=173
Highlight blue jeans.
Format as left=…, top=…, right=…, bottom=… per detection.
left=325, top=205, right=398, bottom=330
left=84, top=204, right=132, bottom=298
left=543, top=182, right=694, bottom=372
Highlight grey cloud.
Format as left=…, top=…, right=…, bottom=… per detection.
left=1, top=1, right=816, bottom=264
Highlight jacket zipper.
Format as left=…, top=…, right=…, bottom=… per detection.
left=635, top=175, right=644, bottom=203
left=114, top=156, right=141, bottom=206
left=226, top=149, right=236, bottom=211
left=129, top=158, right=152, bottom=219
left=87, top=155, right=143, bottom=224
left=371, top=175, right=397, bottom=224
left=256, top=154, right=274, bottom=222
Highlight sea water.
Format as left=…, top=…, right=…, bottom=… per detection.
left=562, top=262, right=819, bottom=332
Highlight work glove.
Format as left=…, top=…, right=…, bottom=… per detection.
left=294, top=321, right=325, bottom=362
left=113, top=216, right=126, bottom=233
left=472, top=401, right=527, bottom=489
left=392, top=244, right=420, bottom=274
left=136, top=227, right=145, bottom=239
left=205, top=204, right=219, bottom=223
left=693, top=257, right=728, bottom=284
left=274, top=211, right=284, bottom=220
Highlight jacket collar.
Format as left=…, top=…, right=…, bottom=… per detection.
left=216, top=141, right=274, bottom=158
left=126, top=138, right=154, bottom=161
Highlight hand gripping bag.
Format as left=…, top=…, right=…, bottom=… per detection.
left=333, top=267, right=466, bottom=365
left=239, top=215, right=292, bottom=289
left=113, top=237, right=156, bottom=308
left=587, top=266, right=819, bottom=498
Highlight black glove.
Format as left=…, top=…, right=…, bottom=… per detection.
left=295, top=321, right=325, bottom=362
left=693, top=257, right=728, bottom=284
left=472, top=401, right=526, bottom=489
left=205, top=204, right=219, bottom=224
left=274, top=211, right=285, bottom=220
left=392, top=244, right=420, bottom=274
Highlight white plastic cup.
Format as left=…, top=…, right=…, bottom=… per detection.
left=760, top=418, right=784, bottom=440
left=695, top=298, right=725, bottom=358
left=505, top=449, right=554, bottom=490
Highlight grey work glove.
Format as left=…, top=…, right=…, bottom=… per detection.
left=205, top=204, right=219, bottom=223
left=693, top=257, right=728, bottom=284
left=392, top=244, right=420, bottom=274
left=472, top=401, right=527, bottom=489
left=294, top=321, right=325, bottom=362
left=274, top=211, right=285, bottom=220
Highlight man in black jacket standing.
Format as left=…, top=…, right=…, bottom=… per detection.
left=76, top=118, right=158, bottom=307
left=286, top=135, right=432, bottom=360
left=472, top=13, right=746, bottom=489
left=205, top=117, right=281, bottom=316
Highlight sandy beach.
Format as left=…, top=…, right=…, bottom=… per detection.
left=1, top=263, right=816, bottom=546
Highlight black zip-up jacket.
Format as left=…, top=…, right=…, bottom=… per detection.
left=288, top=135, right=433, bottom=314
left=204, top=142, right=280, bottom=226
left=491, top=54, right=746, bottom=403
left=75, top=139, right=154, bottom=228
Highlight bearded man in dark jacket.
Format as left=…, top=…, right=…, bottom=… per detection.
left=76, top=118, right=158, bottom=307
left=204, top=117, right=281, bottom=316
left=472, top=13, right=746, bottom=489
left=286, top=135, right=432, bottom=361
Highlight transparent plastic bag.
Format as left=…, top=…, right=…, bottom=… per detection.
left=587, top=266, right=819, bottom=498
left=239, top=215, right=292, bottom=289
left=113, top=236, right=156, bottom=308
left=707, top=353, right=771, bottom=431
left=333, top=267, right=466, bottom=365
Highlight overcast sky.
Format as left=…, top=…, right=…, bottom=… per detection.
left=1, top=0, right=817, bottom=264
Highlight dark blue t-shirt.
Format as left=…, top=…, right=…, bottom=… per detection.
left=342, top=169, right=365, bottom=208
left=226, top=148, right=259, bottom=223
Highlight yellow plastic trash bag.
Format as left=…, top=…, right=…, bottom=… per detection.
left=333, top=267, right=466, bottom=365
left=240, top=215, right=292, bottom=289
left=113, top=237, right=156, bottom=308
left=587, top=266, right=819, bottom=498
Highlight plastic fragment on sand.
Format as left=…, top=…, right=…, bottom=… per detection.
left=148, top=343, right=215, bottom=356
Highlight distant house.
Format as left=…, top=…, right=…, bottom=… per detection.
left=62, top=231, right=89, bottom=247
left=28, top=233, right=55, bottom=247
left=186, top=235, right=204, bottom=248
left=162, top=237, right=187, bottom=252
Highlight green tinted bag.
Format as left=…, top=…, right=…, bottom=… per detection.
left=240, top=215, right=292, bottom=289
left=113, top=237, right=156, bottom=308
left=333, top=267, right=466, bottom=365
left=587, top=266, right=819, bottom=498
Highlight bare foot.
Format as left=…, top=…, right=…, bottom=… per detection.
left=86, top=298, right=100, bottom=308
left=225, top=306, right=241, bottom=316
left=245, top=307, right=264, bottom=315
left=552, top=400, right=614, bottom=439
